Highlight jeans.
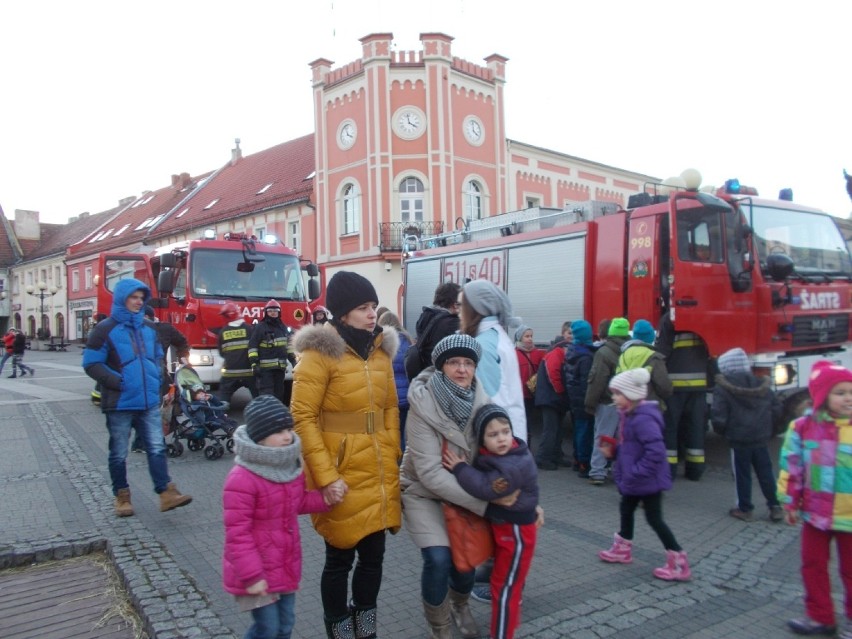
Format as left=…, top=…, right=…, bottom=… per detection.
left=321, top=530, right=386, bottom=619
left=0, top=351, right=11, bottom=374
left=535, top=406, right=566, bottom=465
left=10, top=353, right=33, bottom=376
left=731, top=445, right=779, bottom=512
left=245, top=593, right=295, bottom=639
left=106, top=407, right=171, bottom=494
left=420, top=546, right=475, bottom=606
left=572, top=414, right=594, bottom=465
left=589, top=404, right=619, bottom=479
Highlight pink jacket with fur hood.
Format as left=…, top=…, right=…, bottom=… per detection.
left=222, top=425, right=328, bottom=595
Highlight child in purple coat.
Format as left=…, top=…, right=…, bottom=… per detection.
left=222, top=396, right=332, bottom=639
left=597, top=368, right=690, bottom=581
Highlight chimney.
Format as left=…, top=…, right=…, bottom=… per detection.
left=119, top=196, right=135, bottom=207
left=171, top=174, right=180, bottom=187
left=231, top=138, right=242, bottom=166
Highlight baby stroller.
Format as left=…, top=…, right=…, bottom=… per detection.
left=165, top=365, right=237, bottom=460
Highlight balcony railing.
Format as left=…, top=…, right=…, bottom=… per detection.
left=379, top=221, right=445, bottom=252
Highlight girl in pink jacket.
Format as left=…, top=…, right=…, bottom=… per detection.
left=223, top=395, right=331, bottom=639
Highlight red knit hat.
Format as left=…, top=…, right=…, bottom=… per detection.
left=808, top=361, right=852, bottom=410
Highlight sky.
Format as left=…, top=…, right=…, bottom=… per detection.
left=2, top=1, right=850, bottom=225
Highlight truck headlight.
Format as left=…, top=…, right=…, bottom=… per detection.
left=773, top=363, right=796, bottom=386
left=188, top=353, right=214, bottom=367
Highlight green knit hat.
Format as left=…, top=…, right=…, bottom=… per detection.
left=608, top=317, right=630, bottom=337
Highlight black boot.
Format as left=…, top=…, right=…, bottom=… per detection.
left=324, top=612, right=354, bottom=639
left=350, top=602, right=377, bottom=639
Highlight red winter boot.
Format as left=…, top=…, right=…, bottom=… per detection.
left=598, top=533, right=633, bottom=563
left=653, top=550, right=691, bottom=581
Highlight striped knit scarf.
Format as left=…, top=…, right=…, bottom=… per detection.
left=429, top=371, right=476, bottom=432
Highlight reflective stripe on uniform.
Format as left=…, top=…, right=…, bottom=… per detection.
left=685, top=448, right=705, bottom=463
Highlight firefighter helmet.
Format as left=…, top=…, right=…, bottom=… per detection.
left=264, top=299, right=281, bottom=312
left=219, top=302, right=240, bottom=319
left=312, top=305, right=329, bottom=318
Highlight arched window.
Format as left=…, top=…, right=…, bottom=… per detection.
left=400, top=177, right=424, bottom=223
left=463, top=180, right=483, bottom=220
left=343, top=184, right=360, bottom=234
left=55, top=312, right=65, bottom=339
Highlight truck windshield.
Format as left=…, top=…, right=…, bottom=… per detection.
left=190, top=249, right=308, bottom=301
left=752, top=205, right=852, bottom=278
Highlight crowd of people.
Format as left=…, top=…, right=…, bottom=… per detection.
left=72, top=272, right=852, bottom=639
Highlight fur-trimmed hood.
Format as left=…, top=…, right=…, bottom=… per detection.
left=293, top=323, right=399, bottom=361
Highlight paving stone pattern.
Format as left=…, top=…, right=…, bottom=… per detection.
left=0, top=352, right=847, bottom=638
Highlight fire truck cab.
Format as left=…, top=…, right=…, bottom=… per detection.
left=96, top=231, right=320, bottom=384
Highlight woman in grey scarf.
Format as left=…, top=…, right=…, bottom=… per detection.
left=400, top=334, right=492, bottom=639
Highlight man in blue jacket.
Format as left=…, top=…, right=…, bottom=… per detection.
left=83, top=278, right=192, bottom=517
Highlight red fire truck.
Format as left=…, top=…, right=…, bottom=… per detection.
left=403, top=178, right=852, bottom=417
left=95, top=231, right=320, bottom=384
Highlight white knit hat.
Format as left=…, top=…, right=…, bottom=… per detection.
left=718, top=347, right=750, bottom=376
left=609, top=368, right=650, bottom=401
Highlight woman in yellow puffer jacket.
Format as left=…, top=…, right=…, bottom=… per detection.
left=291, top=271, right=401, bottom=639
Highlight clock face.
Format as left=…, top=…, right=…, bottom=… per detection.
left=393, top=107, right=426, bottom=140
left=337, top=120, right=356, bottom=150
left=464, top=116, right=484, bottom=146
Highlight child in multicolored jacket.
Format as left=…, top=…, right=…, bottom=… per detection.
left=778, top=361, right=852, bottom=638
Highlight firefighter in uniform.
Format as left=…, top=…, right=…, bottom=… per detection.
left=657, top=313, right=711, bottom=481
left=248, top=299, right=296, bottom=404
left=217, top=302, right=258, bottom=403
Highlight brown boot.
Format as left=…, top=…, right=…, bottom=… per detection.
left=114, top=488, right=134, bottom=517
left=159, top=482, right=192, bottom=512
left=448, top=588, right=479, bottom=638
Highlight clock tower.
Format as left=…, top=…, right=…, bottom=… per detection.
left=310, top=33, right=508, bottom=281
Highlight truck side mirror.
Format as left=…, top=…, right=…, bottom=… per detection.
left=158, top=270, right=175, bottom=295
left=308, top=279, right=320, bottom=301
left=766, top=253, right=795, bottom=282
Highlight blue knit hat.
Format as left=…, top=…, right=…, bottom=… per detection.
left=570, top=320, right=593, bottom=345
left=632, top=319, right=655, bottom=344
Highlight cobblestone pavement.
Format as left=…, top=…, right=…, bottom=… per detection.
left=0, top=350, right=843, bottom=638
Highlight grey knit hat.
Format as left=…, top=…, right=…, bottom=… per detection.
left=514, top=324, right=531, bottom=343
left=609, top=368, right=650, bottom=401
left=432, top=334, right=482, bottom=370
left=463, top=280, right=513, bottom=329
left=244, top=395, right=294, bottom=443
left=718, top=347, right=750, bottom=376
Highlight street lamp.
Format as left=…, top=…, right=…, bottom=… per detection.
left=26, top=281, right=58, bottom=340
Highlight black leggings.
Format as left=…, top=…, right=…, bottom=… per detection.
left=321, top=530, right=386, bottom=618
left=619, top=492, right=681, bottom=551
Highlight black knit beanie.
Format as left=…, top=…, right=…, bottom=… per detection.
left=325, top=271, right=379, bottom=319
left=244, top=395, right=294, bottom=443
left=472, top=403, right=512, bottom=447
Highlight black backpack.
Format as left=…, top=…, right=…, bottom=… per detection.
left=404, top=313, right=442, bottom=381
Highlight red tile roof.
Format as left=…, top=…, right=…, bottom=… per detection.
left=66, top=172, right=213, bottom=258
left=148, top=134, right=316, bottom=241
